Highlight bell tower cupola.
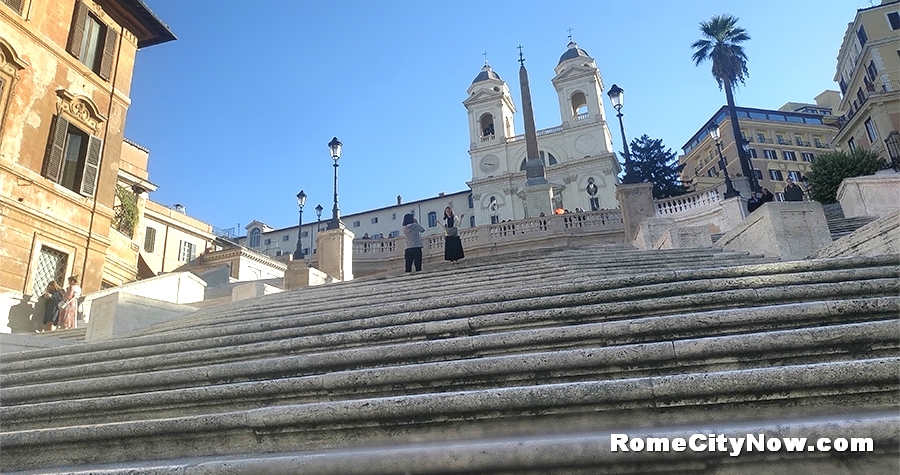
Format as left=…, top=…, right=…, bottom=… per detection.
left=463, top=61, right=517, bottom=151
left=552, top=41, right=606, bottom=127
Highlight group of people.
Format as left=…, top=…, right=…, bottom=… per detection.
left=41, top=276, right=81, bottom=332
left=401, top=207, right=465, bottom=273
left=747, top=178, right=806, bottom=214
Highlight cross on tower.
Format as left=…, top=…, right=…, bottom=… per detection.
left=567, top=27, right=574, bottom=42
left=517, top=45, right=524, bottom=66
left=483, top=51, right=488, bottom=65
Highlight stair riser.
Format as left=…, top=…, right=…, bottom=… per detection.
left=4, top=277, right=896, bottom=389
left=4, top=320, right=896, bottom=431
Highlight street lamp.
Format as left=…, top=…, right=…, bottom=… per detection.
left=606, top=84, right=641, bottom=185
left=709, top=125, right=741, bottom=199
left=293, top=190, right=307, bottom=259
left=326, top=137, right=343, bottom=230
left=313, top=203, right=323, bottom=255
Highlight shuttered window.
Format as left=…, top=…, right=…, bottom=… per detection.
left=42, top=115, right=103, bottom=197
left=144, top=227, right=157, bottom=253
left=66, top=0, right=117, bottom=80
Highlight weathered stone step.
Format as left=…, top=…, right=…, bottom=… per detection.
left=4, top=297, right=895, bottom=407
left=3, top=319, right=895, bottom=431
left=7, top=412, right=894, bottom=475
left=142, top=249, right=773, bottom=336
left=2, top=358, right=896, bottom=472
left=3, top=269, right=895, bottom=386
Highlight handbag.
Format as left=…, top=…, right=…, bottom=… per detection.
left=446, top=226, right=458, bottom=237
left=57, top=298, right=72, bottom=310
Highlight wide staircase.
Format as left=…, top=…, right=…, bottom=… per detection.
left=1, top=245, right=898, bottom=474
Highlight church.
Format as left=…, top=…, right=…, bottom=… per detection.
left=240, top=40, right=622, bottom=257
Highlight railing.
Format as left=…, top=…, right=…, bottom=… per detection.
left=213, top=226, right=239, bottom=241
left=352, top=209, right=623, bottom=259
left=655, top=186, right=721, bottom=217
left=832, top=79, right=900, bottom=131
left=480, top=134, right=495, bottom=143
left=574, top=113, right=589, bottom=121
left=507, top=125, right=565, bottom=143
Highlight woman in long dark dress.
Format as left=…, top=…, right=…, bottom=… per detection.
left=41, top=281, right=64, bottom=332
left=440, top=206, right=465, bottom=263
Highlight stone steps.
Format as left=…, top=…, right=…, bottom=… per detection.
left=2, top=257, right=892, bottom=386
left=1, top=246, right=897, bottom=473
left=828, top=216, right=879, bottom=240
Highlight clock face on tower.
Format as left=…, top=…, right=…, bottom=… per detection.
left=480, top=155, right=500, bottom=174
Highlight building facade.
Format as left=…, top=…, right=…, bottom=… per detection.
left=830, top=0, right=900, bottom=158
left=0, top=0, right=173, bottom=332
left=679, top=99, right=837, bottom=200
left=464, top=42, right=619, bottom=223
left=240, top=191, right=473, bottom=259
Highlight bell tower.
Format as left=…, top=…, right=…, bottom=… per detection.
left=551, top=40, right=613, bottom=155
left=463, top=62, right=516, bottom=152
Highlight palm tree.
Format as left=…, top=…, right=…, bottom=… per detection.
left=692, top=15, right=759, bottom=192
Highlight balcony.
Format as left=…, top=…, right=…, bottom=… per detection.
left=831, top=79, right=900, bottom=131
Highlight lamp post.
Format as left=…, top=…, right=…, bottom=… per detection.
left=326, top=137, right=343, bottom=230
left=313, top=203, right=323, bottom=255
left=293, top=190, right=307, bottom=259
left=606, top=84, right=640, bottom=185
left=709, top=125, right=741, bottom=199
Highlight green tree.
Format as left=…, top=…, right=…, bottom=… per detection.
left=806, top=149, right=886, bottom=204
left=626, top=134, right=690, bottom=199
left=691, top=15, right=757, bottom=191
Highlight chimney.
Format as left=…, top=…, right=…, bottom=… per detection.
left=174, top=204, right=185, bottom=214
left=438, top=192, right=445, bottom=197
left=396, top=195, right=402, bottom=205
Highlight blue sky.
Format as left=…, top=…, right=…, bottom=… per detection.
left=125, top=0, right=867, bottom=233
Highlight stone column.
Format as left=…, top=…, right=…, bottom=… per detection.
left=316, top=227, right=355, bottom=282
left=615, top=182, right=655, bottom=245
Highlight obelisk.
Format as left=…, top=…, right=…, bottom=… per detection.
left=518, top=46, right=554, bottom=217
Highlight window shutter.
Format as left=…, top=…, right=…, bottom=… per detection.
left=1, top=0, right=24, bottom=15
left=79, top=134, right=102, bottom=196
left=66, top=0, right=88, bottom=58
left=42, top=115, right=69, bottom=183
left=99, top=28, right=117, bottom=80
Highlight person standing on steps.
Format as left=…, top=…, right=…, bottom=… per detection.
left=437, top=206, right=465, bottom=264
left=41, top=280, right=64, bottom=332
left=402, top=213, right=425, bottom=273
left=783, top=178, right=804, bottom=202
left=760, top=187, right=775, bottom=205
left=57, top=275, right=81, bottom=330
left=747, top=191, right=762, bottom=214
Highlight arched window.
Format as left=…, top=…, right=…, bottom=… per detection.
left=479, top=113, right=495, bottom=138
left=571, top=91, right=588, bottom=116
left=469, top=215, right=475, bottom=228
left=468, top=194, right=474, bottom=209
left=427, top=211, right=438, bottom=228
left=249, top=228, right=261, bottom=247
left=520, top=150, right=558, bottom=171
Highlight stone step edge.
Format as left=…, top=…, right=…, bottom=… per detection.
left=3, top=297, right=896, bottom=400
left=3, top=319, right=895, bottom=426
left=3, top=278, right=896, bottom=386
left=9, top=413, right=895, bottom=475
left=3, top=255, right=890, bottom=366
left=2, top=358, right=896, bottom=453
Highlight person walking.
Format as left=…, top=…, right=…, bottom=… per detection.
left=783, top=178, right=804, bottom=202
left=41, top=281, right=64, bottom=332
left=401, top=213, right=425, bottom=272
left=57, top=276, right=81, bottom=330
left=437, top=206, right=465, bottom=263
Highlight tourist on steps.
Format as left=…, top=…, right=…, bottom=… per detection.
left=41, top=281, right=64, bottom=332
left=437, top=206, right=465, bottom=264
left=402, top=213, right=425, bottom=272
left=57, top=275, right=81, bottom=330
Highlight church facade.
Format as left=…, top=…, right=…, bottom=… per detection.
left=464, top=41, right=620, bottom=224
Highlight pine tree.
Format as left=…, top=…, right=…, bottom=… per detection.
left=625, top=134, right=690, bottom=199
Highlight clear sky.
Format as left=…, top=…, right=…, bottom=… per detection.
left=124, top=0, right=869, bottom=234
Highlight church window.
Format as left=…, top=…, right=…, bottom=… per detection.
left=249, top=228, right=261, bottom=247
left=519, top=150, right=558, bottom=171
left=427, top=211, right=438, bottom=228
left=479, top=113, right=495, bottom=139
left=469, top=215, right=475, bottom=227
left=571, top=91, right=588, bottom=118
